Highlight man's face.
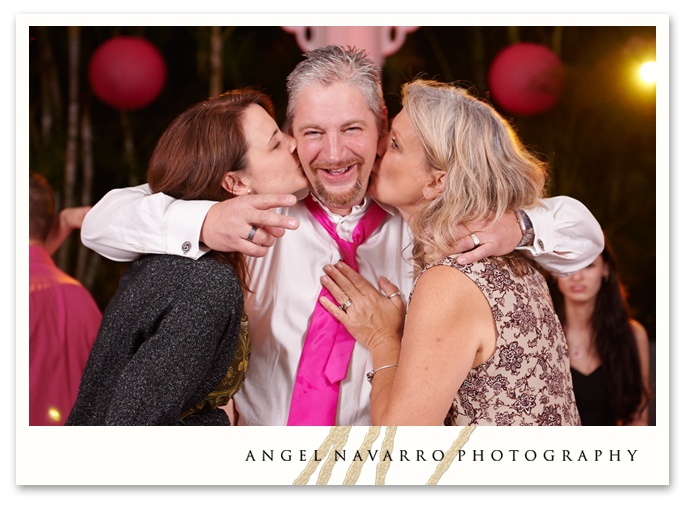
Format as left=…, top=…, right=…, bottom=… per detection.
left=291, top=82, right=380, bottom=214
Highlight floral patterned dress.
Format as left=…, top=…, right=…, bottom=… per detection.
left=412, top=256, right=581, bottom=426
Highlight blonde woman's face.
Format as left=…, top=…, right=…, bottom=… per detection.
left=369, top=109, right=431, bottom=219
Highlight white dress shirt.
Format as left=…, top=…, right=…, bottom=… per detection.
left=81, top=185, right=604, bottom=425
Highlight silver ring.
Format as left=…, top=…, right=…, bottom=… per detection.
left=338, top=299, right=353, bottom=313
left=247, top=225, right=258, bottom=242
left=387, top=291, right=401, bottom=299
left=470, top=233, right=480, bottom=247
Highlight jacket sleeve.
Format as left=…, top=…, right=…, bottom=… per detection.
left=103, top=263, right=241, bottom=426
left=81, top=184, right=215, bottom=262
left=524, top=196, right=605, bottom=277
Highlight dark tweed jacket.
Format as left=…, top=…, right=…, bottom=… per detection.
left=66, top=254, right=243, bottom=426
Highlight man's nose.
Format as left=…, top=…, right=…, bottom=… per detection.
left=324, top=133, right=347, bottom=164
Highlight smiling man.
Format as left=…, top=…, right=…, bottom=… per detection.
left=81, top=46, right=603, bottom=426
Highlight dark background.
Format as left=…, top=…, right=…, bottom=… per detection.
left=28, top=25, right=656, bottom=342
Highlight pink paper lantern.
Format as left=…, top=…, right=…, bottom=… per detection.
left=488, top=42, right=564, bottom=116
left=88, top=36, right=167, bottom=110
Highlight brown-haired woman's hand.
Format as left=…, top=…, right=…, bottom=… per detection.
left=319, top=262, right=405, bottom=352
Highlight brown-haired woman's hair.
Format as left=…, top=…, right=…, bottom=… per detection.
left=402, top=80, right=547, bottom=274
left=547, top=237, right=649, bottom=424
left=148, top=88, right=275, bottom=291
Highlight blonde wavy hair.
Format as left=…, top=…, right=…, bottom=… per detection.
left=404, top=80, right=547, bottom=272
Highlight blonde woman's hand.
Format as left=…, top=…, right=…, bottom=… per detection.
left=319, top=262, right=405, bottom=352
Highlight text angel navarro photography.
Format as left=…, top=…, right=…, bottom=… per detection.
left=245, top=448, right=640, bottom=463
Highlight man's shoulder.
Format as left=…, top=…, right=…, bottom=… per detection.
left=30, top=264, right=83, bottom=291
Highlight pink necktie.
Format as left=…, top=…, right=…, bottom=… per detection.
left=287, top=195, right=387, bottom=425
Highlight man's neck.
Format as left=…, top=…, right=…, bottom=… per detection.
left=324, top=203, right=356, bottom=217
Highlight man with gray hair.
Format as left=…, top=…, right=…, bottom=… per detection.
left=82, top=46, right=603, bottom=425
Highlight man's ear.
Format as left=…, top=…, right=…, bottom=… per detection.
left=422, top=170, right=446, bottom=200
left=222, top=171, right=251, bottom=197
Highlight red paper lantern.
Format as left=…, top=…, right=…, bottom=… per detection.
left=88, top=36, right=167, bottom=110
left=488, top=42, right=564, bottom=116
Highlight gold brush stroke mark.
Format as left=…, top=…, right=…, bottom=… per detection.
left=293, top=426, right=352, bottom=485
left=316, top=426, right=352, bottom=484
left=426, top=426, right=476, bottom=485
left=375, top=426, right=397, bottom=485
left=343, top=426, right=381, bottom=485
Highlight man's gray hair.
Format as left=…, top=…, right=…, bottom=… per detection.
left=286, top=45, right=384, bottom=130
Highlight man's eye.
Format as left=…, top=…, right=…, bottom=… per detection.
left=273, top=141, right=281, bottom=150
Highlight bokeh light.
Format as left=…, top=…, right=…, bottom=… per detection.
left=48, top=408, right=61, bottom=422
left=640, top=61, right=656, bottom=83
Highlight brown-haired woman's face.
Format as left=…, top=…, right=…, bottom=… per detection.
left=242, top=104, right=308, bottom=195
left=557, top=254, right=610, bottom=304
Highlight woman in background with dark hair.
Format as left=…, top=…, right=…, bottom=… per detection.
left=548, top=238, right=650, bottom=425
left=66, top=89, right=307, bottom=425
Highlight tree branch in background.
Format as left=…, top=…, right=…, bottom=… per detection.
left=36, top=26, right=63, bottom=141
left=119, top=110, right=139, bottom=187
left=210, top=26, right=223, bottom=97
left=58, top=25, right=81, bottom=271
left=471, top=26, right=487, bottom=96
left=552, top=26, right=563, bottom=58
left=76, top=98, right=96, bottom=283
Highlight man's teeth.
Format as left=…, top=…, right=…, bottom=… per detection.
left=325, top=166, right=351, bottom=175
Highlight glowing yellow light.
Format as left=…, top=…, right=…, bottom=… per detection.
left=640, top=62, right=656, bottom=83
left=48, top=408, right=61, bottom=422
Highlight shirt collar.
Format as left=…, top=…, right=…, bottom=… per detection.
left=29, top=245, right=54, bottom=266
left=297, top=189, right=398, bottom=221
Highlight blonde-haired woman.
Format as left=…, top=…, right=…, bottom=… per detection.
left=319, top=80, right=581, bottom=426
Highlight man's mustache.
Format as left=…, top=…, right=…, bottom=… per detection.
left=310, top=157, right=365, bottom=171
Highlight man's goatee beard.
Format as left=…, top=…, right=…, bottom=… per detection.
left=311, top=175, right=365, bottom=208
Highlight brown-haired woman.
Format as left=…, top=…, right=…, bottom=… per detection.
left=66, top=90, right=307, bottom=425
left=548, top=237, right=650, bottom=425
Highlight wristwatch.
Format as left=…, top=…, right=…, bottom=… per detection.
left=514, top=210, right=535, bottom=250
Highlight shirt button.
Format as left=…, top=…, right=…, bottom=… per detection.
left=537, top=239, right=545, bottom=251
left=182, top=241, right=192, bottom=254
left=139, top=246, right=145, bottom=252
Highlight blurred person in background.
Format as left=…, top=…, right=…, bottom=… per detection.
left=29, top=170, right=102, bottom=425
left=548, top=237, right=650, bottom=425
